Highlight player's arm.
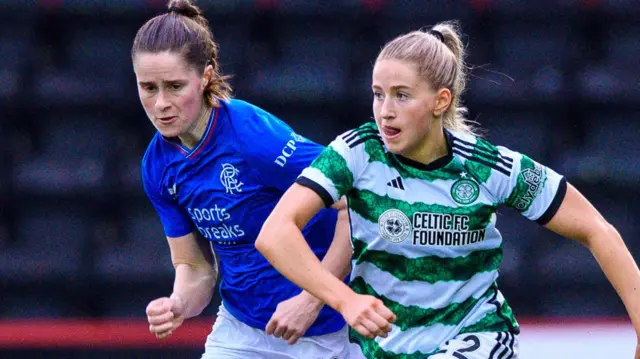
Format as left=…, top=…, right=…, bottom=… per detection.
left=257, top=185, right=352, bottom=311
left=324, top=197, right=353, bottom=281
left=146, top=231, right=216, bottom=339
left=141, top=157, right=216, bottom=338
left=543, top=184, right=640, bottom=340
left=264, top=197, right=354, bottom=344
left=168, top=231, right=217, bottom=319
left=297, top=197, right=353, bottom=306
left=498, top=148, right=639, bottom=343
left=256, top=184, right=395, bottom=338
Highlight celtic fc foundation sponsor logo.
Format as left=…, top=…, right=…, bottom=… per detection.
left=378, top=209, right=412, bottom=243
left=451, top=178, right=480, bottom=205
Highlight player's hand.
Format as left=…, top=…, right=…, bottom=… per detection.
left=146, top=295, right=185, bottom=339
left=265, top=291, right=323, bottom=345
left=338, top=293, right=396, bottom=339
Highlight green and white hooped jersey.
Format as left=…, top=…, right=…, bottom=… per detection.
left=296, top=122, right=567, bottom=359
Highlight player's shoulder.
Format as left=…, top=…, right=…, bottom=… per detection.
left=141, top=132, right=169, bottom=182
left=224, top=98, right=258, bottom=115
left=224, top=98, right=292, bottom=138
left=142, top=132, right=162, bottom=167
left=225, top=98, right=279, bottom=124
left=335, top=122, right=383, bottom=150
left=449, top=129, right=519, bottom=178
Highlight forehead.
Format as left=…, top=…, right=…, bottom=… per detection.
left=372, top=59, right=421, bottom=87
left=133, top=51, right=195, bottom=79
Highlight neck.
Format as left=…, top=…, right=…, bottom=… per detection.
left=403, top=121, right=448, bottom=166
left=179, top=104, right=213, bottom=150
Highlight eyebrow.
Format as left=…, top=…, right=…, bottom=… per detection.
left=372, top=84, right=412, bottom=90
left=138, top=79, right=187, bottom=86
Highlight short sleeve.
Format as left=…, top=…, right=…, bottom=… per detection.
left=492, top=147, right=567, bottom=225
left=232, top=105, right=325, bottom=192
left=141, top=160, right=194, bottom=238
left=296, top=130, right=368, bottom=207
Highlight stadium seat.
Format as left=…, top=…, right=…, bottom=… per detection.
left=380, top=1, right=473, bottom=22
left=0, top=292, right=85, bottom=318
left=482, top=111, right=554, bottom=164
left=558, top=114, right=640, bottom=184
left=0, top=203, right=87, bottom=283
left=470, top=22, right=575, bottom=105
left=490, top=0, right=579, bottom=18
left=35, top=26, right=131, bottom=105
left=94, top=202, right=173, bottom=283
left=0, top=23, right=33, bottom=101
left=11, top=115, right=113, bottom=195
left=270, top=0, right=361, bottom=15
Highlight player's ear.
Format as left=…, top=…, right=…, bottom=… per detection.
left=202, top=64, right=213, bottom=91
left=433, top=88, right=452, bottom=117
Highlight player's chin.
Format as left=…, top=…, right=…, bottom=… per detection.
left=383, top=139, right=406, bottom=155
left=154, top=123, right=183, bottom=138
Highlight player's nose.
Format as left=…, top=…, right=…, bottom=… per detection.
left=155, top=90, right=172, bottom=112
left=380, top=97, right=396, bottom=120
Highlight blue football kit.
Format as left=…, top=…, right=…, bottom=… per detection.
left=141, top=99, right=345, bottom=336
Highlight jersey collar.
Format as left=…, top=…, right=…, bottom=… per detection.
left=161, top=105, right=220, bottom=159
left=395, top=129, right=454, bottom=171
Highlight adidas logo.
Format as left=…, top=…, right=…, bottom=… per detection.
left=386, top=176, right=405, bottom=190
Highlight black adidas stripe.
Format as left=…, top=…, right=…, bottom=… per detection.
left=349, top=134, right=382, bottom=148
left=343, top=129, right=377, bottom=144
left=387, top=177, right=405, bottom=190
left=504, top=332, right=516, bottom=359
left=341, top=129, right=356, bottom=141
left=453, top=137, right=513, bottom=160
left=342, top=128, right=378, bottom=145
left=453, top=144, right=513, bottom=171
left=488, top=333, right=503, bottom=359
left=453, top=148, right=511, bottom=176
left=453, top=138, right=513, bottom=165
left=489, top=284, right=520, bottom=335
left=496, top=332, right=512, bottom=359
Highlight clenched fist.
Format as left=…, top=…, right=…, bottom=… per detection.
left=338, top=293, right=395, bottom=339
left=265, top=292, right=323, bottom=345
left=146, top=295, right=185, bottom=339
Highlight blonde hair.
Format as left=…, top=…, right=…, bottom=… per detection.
left=376, top=21, right=477, bottom=135
left=131, top=0, right=232, bottom=108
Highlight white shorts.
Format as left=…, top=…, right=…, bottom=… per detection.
left=202, top=304, right=365, bottom=359
left=428, top=331, right=519, bottom=359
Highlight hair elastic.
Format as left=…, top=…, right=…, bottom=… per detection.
left=428, top=29, right=444, bottom=43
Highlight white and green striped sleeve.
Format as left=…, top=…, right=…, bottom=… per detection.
left=493, top=146, right=567, bottom=224
left=296, top=132, right=366, bottom=207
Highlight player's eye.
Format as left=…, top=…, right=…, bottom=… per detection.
left=142, top=85, right=156, bottom=92
left=397, top=92, right=408, bottom=100
left=373, top=91, right=383, bottom=100
left=171, top=83, right=183, bottom=90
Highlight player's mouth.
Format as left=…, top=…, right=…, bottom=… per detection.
left=157, top=116, right=178, bottom=125
left=381, top=125, right=401, bottom=140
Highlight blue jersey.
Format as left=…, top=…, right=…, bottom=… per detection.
left=141, top=99, right=345, bottom=336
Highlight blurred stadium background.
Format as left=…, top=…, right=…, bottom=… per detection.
left=0, top=0, right=638, bottom=358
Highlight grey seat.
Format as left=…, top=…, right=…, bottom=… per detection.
left=0, top=203, right=87, bottom=283
left=94, top=202, right=173, bottom=283
left=11, top=116, right=113, bottom=195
